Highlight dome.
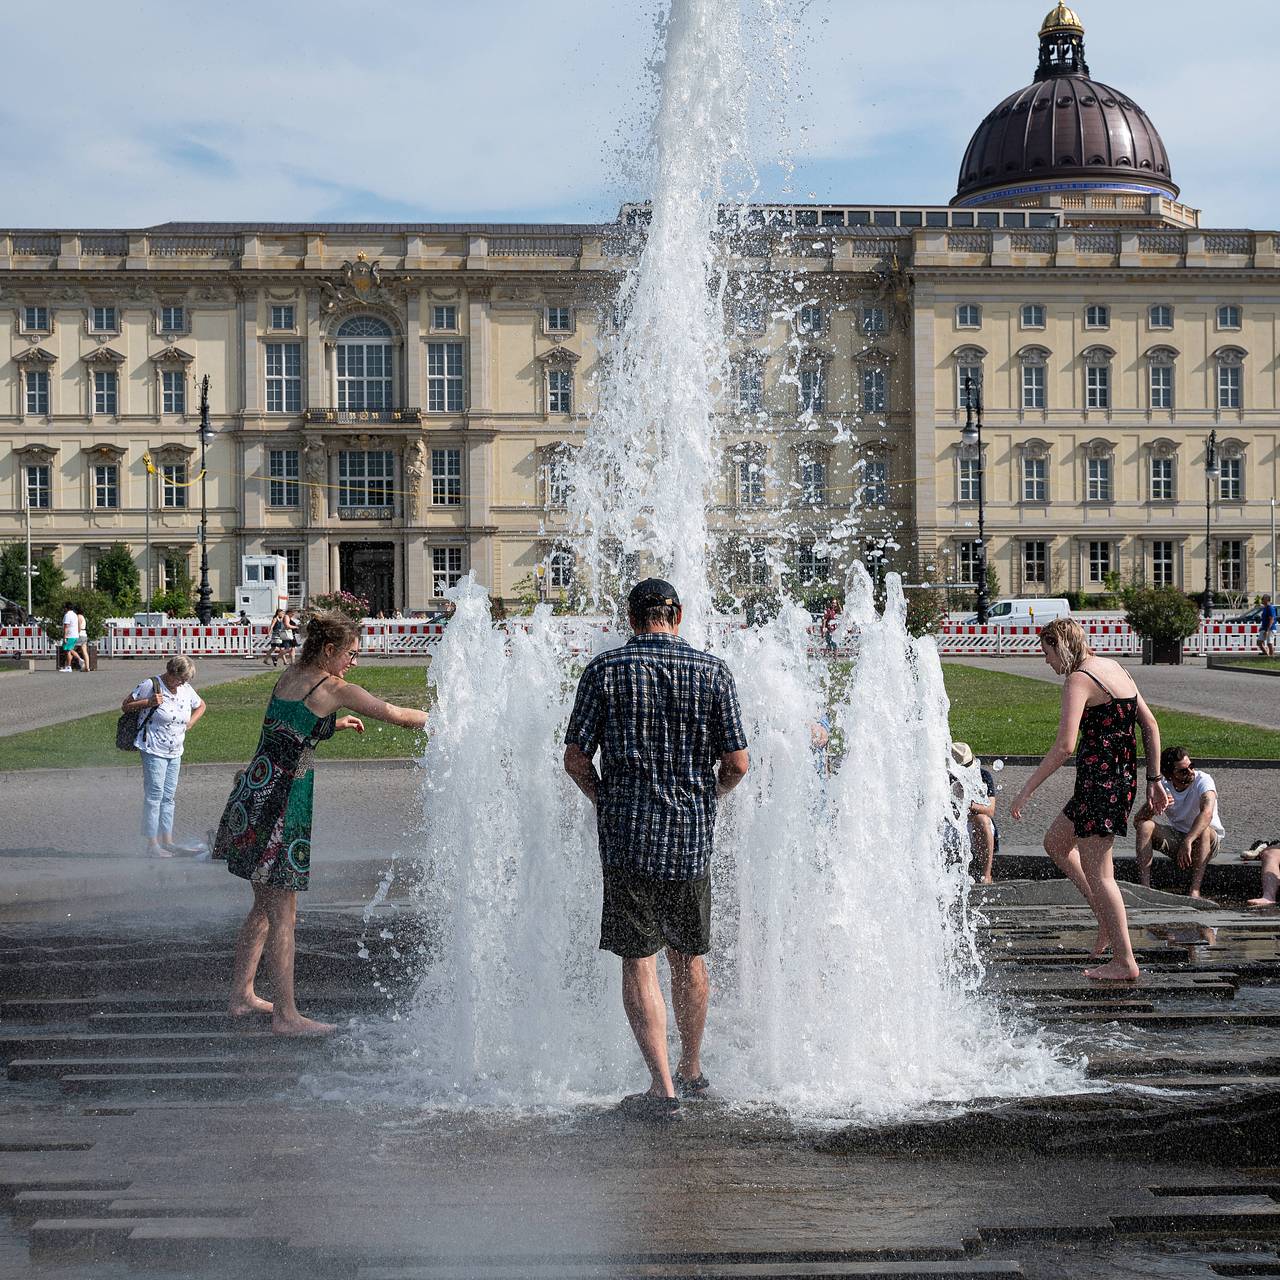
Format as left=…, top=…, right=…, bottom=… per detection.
left=954, top=6, right=1178, bottom=207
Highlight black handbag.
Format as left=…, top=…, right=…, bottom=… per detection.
left=115, top=676, right=161, bottom=751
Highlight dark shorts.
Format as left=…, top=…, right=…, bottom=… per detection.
left=600, top=866, right=711, bottom=959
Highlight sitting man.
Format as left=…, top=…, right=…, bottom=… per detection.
left=950, top=742, right=999, bottom=884
left=1135, top=745, right=1225, bottom=899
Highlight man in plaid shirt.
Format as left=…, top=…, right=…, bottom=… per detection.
left=564, top=578, right=749, bottom=1122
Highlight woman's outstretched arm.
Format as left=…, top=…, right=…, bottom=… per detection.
left=1135, top=692, right=1170, bottom=817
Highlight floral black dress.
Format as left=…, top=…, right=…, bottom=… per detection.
left=1063, top=669, right=1137, bottom=839
left=211, top=677, right=336, bottom=892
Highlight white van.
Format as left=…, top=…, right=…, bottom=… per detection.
left=978, top=598, right=1070, bottom=628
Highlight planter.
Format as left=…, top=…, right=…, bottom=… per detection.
left=1141, top=637, right=1184, bottom=665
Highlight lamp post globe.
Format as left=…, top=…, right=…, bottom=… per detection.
left=195, top=375, right=214, bottom=626
left=1202, top=429, right=1219, bottom=625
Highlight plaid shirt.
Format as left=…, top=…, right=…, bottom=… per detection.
left=565, top=632, right=748, bottom=881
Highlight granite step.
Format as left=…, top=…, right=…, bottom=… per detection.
left=9, top=1054, right=315, bottom=1082
left=353, top=1263, right=1027, bottom=1279
left=3, top=991, right=389, bottom=1020
left=27, top=1215, right=286, bottom=1263
left=59, top=1070, right=300, bottom=1097
left=0, top=1029, right=326, bottom=1060
left=12, top=1189, right=245, bottom=1227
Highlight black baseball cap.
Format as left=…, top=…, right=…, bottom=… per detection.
left=628, top=578, right=681, bottom=610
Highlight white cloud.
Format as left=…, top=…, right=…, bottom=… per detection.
left=1, top=0, right=1274, bottom=229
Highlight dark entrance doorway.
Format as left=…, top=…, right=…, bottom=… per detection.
left=339, top=542, right=395, bottom=616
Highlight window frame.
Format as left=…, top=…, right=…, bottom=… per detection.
left=860, top=305, right=887, bottom=337
left=337, top=449, right=395, bottom=509
left=1151, top=539, right=1175, bottom=587
left=1148, top=304, right=1173, bottom=330
left=735, top=358, right=764, bottom=413
left=799, top=364, right=826, bottom=414
left=265, top=342, right=303, bottom=414
left=161, top=462, right=189, bottom=510
left=734, top=452, right=766, bottom=508
left=544, top=305, right=574, bottom=335
left=269, top=304, right=296, bottom=332
left=1088, top=539, right=1113, bottom=584
left=1086, top=453, right=1113, bottom=503
left=426, top=340, right=465, bottom=413
left=89, top=305, right=118, bottom=334
left=1084, top=304, right=1110, bottom=330
left=1149, top=362, right=1174, bottom=410
left=1020, top=303, right=1046, bottom=330
left=431, top=304, right=458, bottom=333
left=958, top=454, right=981, bottom=503
left=25, top=463, right=51, bottom=510
left=1218, top=452, right=1243, bottom=502
left=862, top=457, right=888, bottom=507
left=94, top=463, right=119, bottom=510
left=431, top=546, right=464, bottom=597
left=161, top=369, right=186, bottom=415
left=799, top=456, right=827, bottom=506
left=955, top=303, right=981, bottom=330
left=1022, top=453, right=1047, bottom=503
left=1217, top=539, right=1245, bottom=592
left=1217, top=304, right=1242, bottom=331
left=335, top=316, right=394, bottom=411
left=158, top=304, right=186, bottom=334
left=862, top=366, right=887, bottom=413
left=797, top=304, right=826, bottom=335
left=25, top=368, right=50, bottom=416
left=93, top=369, right=119, bottom=416
left=430, top=447, right=463, bottom=506
left=1085, top=362, right=1111, bottom=410
left=267, top=448, right=300, bottom=508
left=547, top=367, right=573, bottom=414
left=1022, top=539, right=1047, bottom=586
left=1217, top=362, right=1242, bottom=410
left=1149, top=454, right=1175, bottom=503
left=21, top=304, right=50, bottom=334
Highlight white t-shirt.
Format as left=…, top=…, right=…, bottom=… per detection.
left=63, top=610, right=78, bottom=639
left=1161, top=770, right=1225, bottom=837
left=132, top=678, right=203, bottom=759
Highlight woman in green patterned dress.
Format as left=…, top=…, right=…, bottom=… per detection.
left=213, top=610, right=428, bottom=1036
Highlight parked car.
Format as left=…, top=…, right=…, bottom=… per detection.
left=968, top=598, right=1071, bottom=628
left=1231, top=604, right=1265, bottom=624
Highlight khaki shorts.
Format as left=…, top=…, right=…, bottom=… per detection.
left=1151, top=822, right=1222, bottom=858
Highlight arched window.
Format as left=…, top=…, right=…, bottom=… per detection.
left=336, top=315, right=393, bottom=410
left=953, top=345, right=986, bottom=409
left=730, top=442, right=767, bottom=508
left=1214, top=346, right=1245, bottom=411
left=1082, top=346, right=1114, bottom=411
left=1020, top=439, right=1050, bottom=503
left=1018, top=345, right=1050, bottom=410
left=1218, top=439, right=1245, bottom=502
left=1145, top=346, right=1177, bottom=411
left=1084, top=438, right=1115, bottom=503
left=795, top=442, right=830, bottom=507
left=1148, top=438, right=1178, bottom=502
left=1148, top=304, right=1173, bottom=330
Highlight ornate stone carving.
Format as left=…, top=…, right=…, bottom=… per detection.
left=83, top=346, right=126, bottom=368
left=149, top=346, right=195, bottom=367
left=403, top=438, right=426, bottom=524
left=305, top=441, right=327, bottom=523
left=319, top=257, right=396, bottom=313
left=13, top=346, right=57, bottom=368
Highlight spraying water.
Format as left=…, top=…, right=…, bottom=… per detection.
left=344, top=0, right=1079, bottom=1121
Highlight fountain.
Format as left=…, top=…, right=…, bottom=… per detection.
left=340, top=0, right=1081, bottom=1121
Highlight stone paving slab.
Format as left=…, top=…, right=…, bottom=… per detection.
left=354, top=1263, right=1029, bottom=1279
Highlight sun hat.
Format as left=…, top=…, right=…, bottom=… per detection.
left=950, top=741, right=976, bottom=768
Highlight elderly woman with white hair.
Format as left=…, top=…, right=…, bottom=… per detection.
left=120, top=654, right=207, bottom=857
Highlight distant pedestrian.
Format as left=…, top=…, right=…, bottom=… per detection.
left=563, top=578, right=749, bottom=1121
left=1259, top=595, right=1277, bottom=658
left=1134, top=747, right=1225, bottom=899
left=59, top=601, right=81, bottom=672
left=1011, top=618, right=1169, bottom=981
left=281, top=610, right=300, bottom=664
left=213, top=609, right=428, bottom=1035
left=822, top=599, right=839, bottom=652
left=950, top=741, right=999, bottom=884
left=1245, top=841, right=1280, bottom=908
left=121, top=656, right=207, bottom=858
left=264, top=609, right=287, bottom=666
left=238, top=609, right=251, bottom=626
left=74, top=611, right=91, bottom=674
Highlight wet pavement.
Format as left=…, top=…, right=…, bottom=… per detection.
left=4, top=887, right=1280, bottom=1278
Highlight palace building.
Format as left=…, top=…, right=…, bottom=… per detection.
left=1, top=4, right=1275, bottom=613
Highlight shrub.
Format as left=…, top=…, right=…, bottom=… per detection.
left=41, top=588, right=113, bottom=643
left=1126, top=586, right=1202, bottom=646
left=32, top=557, right=66, bottom=612
left=904, top=587, right=946, bottom=638
left=94, top=543, right=142, bottom=613
left=309, top=589, right=368, bottom=620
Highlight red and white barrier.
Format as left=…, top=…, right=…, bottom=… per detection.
left=0, top=625, right=56, bottom=656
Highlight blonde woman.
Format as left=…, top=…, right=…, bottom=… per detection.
left=1011, top=618, right=1169, bottom=981
left=212, top=609, right=427, bottom=1035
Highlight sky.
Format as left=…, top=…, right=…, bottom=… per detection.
left=4, top=0, right=1275, bottom=230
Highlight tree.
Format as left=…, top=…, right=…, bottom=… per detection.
left=94, top=543, right=141, bottom=613
left=0, top=544, right=26, bottom=603
left=31, top=557, right=65, bottom=613
left=40, top=587, right=113, bottom=643
left=1126, top=586, right=1201, bottom=664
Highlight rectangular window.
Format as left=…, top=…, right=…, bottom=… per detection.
left=1087, top=456, right=1112, bottom=502
left=1088, top=540, right=1113, bottom=584
left=426, top=341, right=465, bottom=413
left=431, top=546, right=463, bottom=597
left=1085, top=304, right=1109, bottom=329
left=161, top=370, right=185, bottom=414
left=94, top=370, right=118, bottom=415
left=90, top=305, right=117, bottom=332
left=1086, top=365, right=1110, bottom=409
left=265, top=343, right=302, bottom=413
left=266, top=546, right=303, bottom=600
left=957, top=365, right=982, bottom=407
left=268, top=449, right=300, bottom=507
left=1023, top=540, right=1047, bottom=585
left=22, top=305, right=49, bottom=332
left=1150, top=364, right=1173, bottom=409
left=956, top=304, right=981, bottom=328
left=1152, top=540, right=1175, bottom=587
left=1022, top=456, right=1047, bottom=503
left=1150, top=305, right=1172, bottom=329
left=798, top=304, right=824, bottom=334
left=25, top=464, right=50, bottom=510
left=862, top=459, right=888, bottom=506
left=547, top=457, right=571, bottom=507
left=1022, top=364, right=1046, bottom=409
left=958, top=456, right=981, bottom=503
left=799, top=366, right=825, bottom=413
left=25, top=369, right=49, bottom=415
left=861, top=306, right=887, bottom=336
left=269, top=304, right=295, bottom=331
left=1150, top=456, right=1174, bottom=501
left=734, top=300, right=764, bottom=332
left=736, top=361, right=763, bottom=412
left=337, top=450, right=394, bottom=508
left=1218, top=305, right=1242, bottom=330
left=1219, top=456, right=1242, bottom=501
left=545, top=306, right=572, bottom=333
left=159, top=305, right=184, bottom=332
left=1218, top=364, right=1241, bottom=410
left=431, top=448, right=462, bottom=506
left=547, top=368, right=573, bottom=414
left=735, top=458, right=764, bottom=507
left=547, top=548, right=575, bottom=590
left=432, top=304, right=458, bottom=331
left=1021, top=304, right=1045, bottom=328
left=1218, top=539, right=1244, bottom=592
left=94, top=464, right=119, bottom=509
left=162, top=463, right=188, bottom=509
left=800, top=458, right=827, bottom=506
left=956, top=540, right=980, bottom=586
left=797, top=542, right=830, bottom=584
left=862, top=367, right=887, bottom=413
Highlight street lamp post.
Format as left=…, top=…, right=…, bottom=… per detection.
left=1202, top=428, right=1219, bottom=625
left=195, top=375, right=214, bottom=625
left=961, top=374, right=990, bottom=624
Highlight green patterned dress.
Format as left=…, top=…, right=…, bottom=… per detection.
left=212, top=678, right=336, bottom=892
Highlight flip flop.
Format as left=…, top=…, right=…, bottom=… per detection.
left=674, top=1072, right=711, bottom=1099
left=617, top=1093, right=682, bottom=1124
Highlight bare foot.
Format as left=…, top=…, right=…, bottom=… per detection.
left=272, top=1013, right=336, bottom=1037
left=1188, top=890, right=1202, bottom=900
left=228, top=995, right=274, bottom=1017
left=146, top=843, right=173, bottom=859
left=1084, top=960, right=1140, bottom=982
left=1247, top=898, right=1278, bottom=909
left=1088, top=932, right=1110, bottom=958
left=981, top=875, right=994, bottom=885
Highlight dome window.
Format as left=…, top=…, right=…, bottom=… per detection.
left=1058, top=155, right=1077, bottom=166
left=1140, top=160, right=1152, bottom=170
left=1057, top=97, right=1072, bottom=107
left=1116, top=157, right=1132, bottom=166
left=1089, top=156, right=1106, bottom=165
left=1082, top=96, right=1097, bottom=106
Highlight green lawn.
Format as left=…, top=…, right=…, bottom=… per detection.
left=943, top=663, right=1280, bottom=759
left=1213, top=655, right=1280, bottom=675
left=0, top=667, right=432, bottom=772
